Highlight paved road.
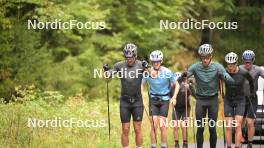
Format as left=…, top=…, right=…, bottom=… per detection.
left=188, top=139, right=264, bottom=148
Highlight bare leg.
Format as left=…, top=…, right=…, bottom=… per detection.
left=133, top=121, right=143, bottom=147
left=150, top=116, right=159, bottom=145
left=160, top=116, right=168, bottom=145
left=235, top=115, right=243, bottom=147
left=121, top=122, right=130, bottom=147
left=246, top=118, right=255, bottom=141
left=225, top=117, right=233, bottom=147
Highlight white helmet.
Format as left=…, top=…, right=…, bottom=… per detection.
left=123, top=43, right=137, bottom=57
left=175, top=72, right=182, bottom=80
left=225, top=52, right=238, bottom=64
left=198, top=44, right=213, bottom=56
left=150, top=50, right=163, bottom=62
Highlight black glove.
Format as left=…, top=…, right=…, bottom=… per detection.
left=177, top=71, right=188, bottom=82
left=182, top=71, right=188, bottom=77
left=142, top=60, right=148, bottom=69
left=217, top=70, right=224, bottom=79
left=103, top=64, right=110, bottom=71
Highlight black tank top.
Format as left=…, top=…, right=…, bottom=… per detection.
left=225, top=68, right=253, bottom=98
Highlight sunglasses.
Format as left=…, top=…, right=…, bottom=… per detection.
left=125, top=57, right=134, bottom=60
left=200, top=56, right=211, bottom=60
left=152, top=61, right=161, bottom=64
left=227, top=63, right=237, bottom=66
left=244, top=61, right=253, bottom=64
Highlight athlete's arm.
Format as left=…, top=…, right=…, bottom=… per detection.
left=218, top=64, right=235, bottom=83
left=244, top=72, right=255, bottom=95
left=187, top=63, right=195, bottom=77
left=176, top=64, right=196, bottom=82
left=172, top=81, right=180, bottom=100
left=170, top=72, right=179, bottom=105
left=141, top=77, right=148, bottom=100
left=258, top=66, right=264, bottom=78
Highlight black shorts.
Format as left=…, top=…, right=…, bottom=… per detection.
left=120, top=106, right=144, bottom=123
left=120, top=95, right=143, bottom=108
left=172, top=107, right=190, bottom=120
left=149, top=99, right=169, bottom=117
left=244, top=96, right=258, bottom=119
left=224, top=96, right=246, bottom=117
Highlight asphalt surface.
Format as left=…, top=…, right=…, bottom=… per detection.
left=187, top=139, right=263, bottom=148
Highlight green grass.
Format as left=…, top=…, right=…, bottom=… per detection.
left=0, top=93, right=225, bottom=148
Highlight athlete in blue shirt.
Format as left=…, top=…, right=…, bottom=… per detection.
left=141, top=50, right=180, bottom=148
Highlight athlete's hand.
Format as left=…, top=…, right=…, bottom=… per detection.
left=103, top=64, right=110, bottom=71
left=182, top=71, right=188, bottom=77
left=217, top=70, right=224, bottom=79
left=142, top=60, right=148, bottom=69
left=170, top=97, right=177, bottom=106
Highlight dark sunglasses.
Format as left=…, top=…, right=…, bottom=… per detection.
left=227, top=63, right=237, bottom=66
left=152, top=61, right=161, bottom=64
left=244, top=61, right=253, bottom=64
left=200, top=56, right=211, bottom=60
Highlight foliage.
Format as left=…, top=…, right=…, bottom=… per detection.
left=0, top=0, right=264, bottom=146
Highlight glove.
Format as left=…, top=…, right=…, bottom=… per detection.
left=217, top=70, right=224, bottom=79
left=142, top=60, right=148, bottom=69
left=181, top=71, right=188, bottom=77
left=103, top=64, right=110, bottom=71
left=177, top=71, right=188, bottom=82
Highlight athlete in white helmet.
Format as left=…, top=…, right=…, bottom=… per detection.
left=179, top=44, right=234, bottom=148
left=223, top=52, right=254, bottom=148
left=103, top=43, right=148, bottom=148
left=141, top=50, right=180, bottom=148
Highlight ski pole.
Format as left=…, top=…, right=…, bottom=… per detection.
left=189, top=80, right=197, bottom=148
left=172, top=104, right=178, bottom=127
left=220, top=79, right=226, bottom=147
left=185, top=85, right=188, bottom=146
left=147, top=84, right=157, bottom=144
left=106, top=79, right=111, bottom=140
left=191, top=100, right=197, bottom=148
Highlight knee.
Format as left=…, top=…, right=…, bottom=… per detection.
left=160, top=125, right=167, bottom=132
left=226, top=127, right=232, bottom=132
left=197, top=127, right=204, bottom=133
left=247, top=119, right=254, bottom=128
left=151, top=121, right=158, bottom=129
left=236, top=122, right=242, bottom=129
left=134, top=126, right=142, bottom=134
left=122, top=127, right=130, bottom=136
left=209, top=126, right=216, bottom=133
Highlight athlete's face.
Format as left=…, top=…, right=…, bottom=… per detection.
left=244, top=61, right=253, bottom=70
left=227, top=63, right=238, bottom=72
left=152, top=61, right=162, bottom=70
left=201, top=55, right=212, bottom=68
left=126, top=57, right=136, bottom=66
